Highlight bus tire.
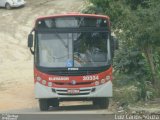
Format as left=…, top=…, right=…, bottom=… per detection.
left=93, top=98, right=109, bottom=109
left=5, top=3, right=11, bottom=10
left=48, top=98, right=59, bottom=108
left=39, top=99, right=49, bottom=111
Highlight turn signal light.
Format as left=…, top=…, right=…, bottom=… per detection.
left=48, top=82, right=53, bottom=87
left=101, top=79, right=106, bottom=84
left=36, top=76, right=41, bottom=81
left=95, top=81, right=99, bottom=86
left=106, top=76, right=110, bottom=81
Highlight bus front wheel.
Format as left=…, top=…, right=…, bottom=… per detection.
left=93, top=98, right=109, bottom=109
left=39, top=99, right=49, bottom=111
left=5, top=3, right=11, bottom=10
left=48, top=98, right=59, bottom=108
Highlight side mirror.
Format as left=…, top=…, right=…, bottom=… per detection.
left=28, top=33, right=34, bottom=55
left=28, top=34, right=33, bottom=48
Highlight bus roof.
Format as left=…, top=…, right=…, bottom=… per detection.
left=34, top=13, right=110, bottom=29
left=35, top=13, right=110, bottom=22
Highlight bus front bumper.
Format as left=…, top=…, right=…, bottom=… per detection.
left=34, top=81, right=112, bottom=99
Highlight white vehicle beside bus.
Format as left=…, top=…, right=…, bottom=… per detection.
left=0, top=0, right=26, bottom=9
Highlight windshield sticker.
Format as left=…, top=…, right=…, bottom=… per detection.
left=66, top=60, right=73, bottom=67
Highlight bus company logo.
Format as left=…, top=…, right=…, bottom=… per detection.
left=49, top=77, right=69, bottom=81
left=68, top=68, right=79, bottom=71
left=71, top=80, right=76, bottom=85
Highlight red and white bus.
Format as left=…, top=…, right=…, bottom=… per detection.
left=28, top=13, right=118, bottom=111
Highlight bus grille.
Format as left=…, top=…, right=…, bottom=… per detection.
left=54, top=82, right=93, bottom=86
left=52, top=87, right=95, bottom=96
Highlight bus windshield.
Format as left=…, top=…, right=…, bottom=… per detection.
left=38, top=32, right=109, bottom=68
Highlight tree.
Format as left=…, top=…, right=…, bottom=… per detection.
left=84, top=0, right=160, bottom=89
left=126, top=0, right=160, bottom=87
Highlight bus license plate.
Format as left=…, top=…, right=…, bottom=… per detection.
left=67, top=89, right=80, bottom=94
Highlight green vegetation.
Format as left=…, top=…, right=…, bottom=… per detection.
left=83, top=0, right=160, bottom=102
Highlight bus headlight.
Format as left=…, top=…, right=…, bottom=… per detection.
left=48, top=82, right=53, bottom=87
left=42, top=80, right=47, bottom=85
left=36, top=76, right=42, bottom=81
left=95, top=81, right=99, bottom=86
